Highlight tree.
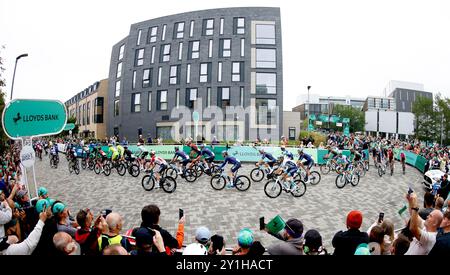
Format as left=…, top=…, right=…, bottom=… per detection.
left=412, top=96, right=435, bottom=143
left=333, top=105, right=365, bottom=133
left=435, top=95, right=450, bottom=146
left=0, top=46, right=8, bottom=151
left=58, top=116, right=79, bottom=137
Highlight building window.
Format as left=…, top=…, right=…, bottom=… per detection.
left=218, top=62, right=223, bottom=82
left=82, top=103, right=86, bottom=125
left=135, top=49, right=145, bottom=66
left=116, top=62, right=122, bottom=78
left=208, top=39, right=213, bottom=58
left=174, top=22, right=185, bottom=39
left=132, top=71, right=136, bottom=90
left=157, top=90, right=168, bottom=110
left=150, top=46, right=156, bottom=64
left=148, top=92, right=152, bottom=111
left=148, top=26, right=158, bottom=43
left=137, top=29, right=142, bottom=45
left=200, top=63, right=211, bottom=83
left=256, top=73, right=276, bottom=94
left=218, top=87, right=230, bottom=108
left=185, top=88, right=198, bottom=109
left=289, top=127, right=296, bottom=140
left=256, top=99, right=277, bottom=125
left=240, top=39, right=245, bottom=57
left=161, top=24, right=167, bottom=41
left=207, top=87, right=211, bottom=107
left=118, top=44, right=125, bottom=60
left=189, top=41, right=200, bottom=59
left=160, top=44, right=171, bottom=62
left=220, top=18, right=224, bottom=35
left=131, top=93, right=141, bottom=113
left=176, top=89, right=180, bottom=108
left=220, top=39, right=231, bottom=57
left=178, top=42, right=183, bottom=60
left=240, top=87, right=244, bottom=107
left=256, top=24, right=276, bottom=44
left=170, top=65, right=180, bottom=85
left=157, top=67, right=162, bottom=86
left=94, top=97, right=104, bottom=123
left=203, top=19, right=214, bottom=35
left=189, top=20, right=195, bottom=37
left=234, top=17, right=245, bottom=34
left=115, top=80, right=121, bottom=97
left=256, top=48, right=276, bottom=68
left=186, top=64, right=191, bottom=84
left=114, top=100, right=120, bottom=116
left=232, top=62, right=243, bottom=82
left=142, top=68, right=152, bottom=88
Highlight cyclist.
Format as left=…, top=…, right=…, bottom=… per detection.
left=171, top=146, right=190, bottom=176
left=400, top=149, right=406, bottom=174
left=256, top=148, right=277, bottom=174
left=136, top=143, right=149, bottom=171
left=199, top=144, right=215, bottom=174
left=123, top=145, right=134, bottom=162
left=186, top=141, right=201, bottom=169
left=50, top=142, right=59, bottom=164
left=117, top=144, right=125, bottom=161
left=148, top=150, right=168, bottom=189
left=336, top=151, right=350, bottom=172
left=297, top=149, right=314, bottom=184
left=275, top=151, right=298, bottom=190
left=218, top=151, right=242, bottom=189
left=108, top=144, right=119, bottom=164
left=98, top=146, right=108, bottom=169
left=350, top=148, right=362, bottom=163
left=387, top=147, right=395, bottom=173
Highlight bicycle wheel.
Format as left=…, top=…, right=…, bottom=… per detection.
left=335, top=174, right=346, bottom=189
left=250, top=168, right=265, bottom=182
left=291, top=180, right=307, bottom=197
left=68, top=163, right=73, bottom=173
left=357, top=163, right=366, bottom=177
left=94, top=163, right=101, bottom=174
left=364, top=161, right=369, bottom=171
left=264, top=180, right=282, bottom=198
left=128, top=164, right=140, bottom=177
left=161, top=176, right=177, bottom=193
left=81, top=159, right=87, bottom=169
left=235, top=175, right=251, bottom=191
left=184, top=168, right=198, bottom=182
left=141, top=175, right=155, bottom=191
left=103, top=164, right=111, bottom=176
left=74, top=164, right=80, bottom=175
left=350, top=173, right=360, bottom=186
left=117, top=163, right=126, bottom=176
left=309, top=171, right=321, bottom=185
left=194, top=165, right=204, bottom=177
left=165, top=168, right=178, bottom=180
left=88, top=160, right=95, bottom=170
left=378, top=166, right=383, bottom=177
left=320, top=164, right=330, bottom=175
left=210, top=175, right=226, bottom=190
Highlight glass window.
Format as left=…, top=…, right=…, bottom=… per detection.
left=256, top=73, right=276, bottom=94
left=289, top=127, right=296, bottom=140
left=220, top=39, right=231, bottom=57
left=148, top=92, right=152, bottom=111
left=189, top=20, right=195, bottom=37
left=170, top=65, right=180, bottom=85
left=132, top=71, right=136, bottom=90
left=174, top=22, right=185, bottom=39
left=256, top=99, right=277, bottom=124
left=186, top=64, right=191, bottom=84
left=176, top=89, right=180, bottom=108
left=256, top=24, right=276, bottom=44
left=150, top=46, right=156, bottom=64
left=208, top=39, right=213, bottom=58
left=189, top=41, right=200, bottom=59
left=218, top=87, right=230, bottom=108
left=161, top=24, right=167, bottom=41
left=232, top=62, right=242, bottom=82
left=158, top=90, right=168, bottom=110
left=115, top=80, right=121, bottom=97
left=142, top=68, right=152, bottom=88
left=137, top=29, right=142, bottom=45
left=240, top=38, right=245, bottom=57
left=235, top=17, right=245, bottom=34
left=132, top=93, right=141, bottom=113
left=160, top=44, right=171, bottom=62
left=118, top=44, right=125, bottom=60
left=218, top=62, right=222, bottom=82
left=200, top=63, right=211, bottom=83
left=178, top=42, right=183, bottom=60
left=135, top=49, right=144, bottom=66
left=207, top=87, right=211, bottom=107
left=186, top=88, right=198, bottom=109
left=240, top=87, right=244, bottom=106
left=220, top=18, right=224, bottom=35
left=116, top=62, right=122, bottom=78
left=204, top=19, right=214, bottom=35
left=157, top=67, right=162, bottom=86
left=149, top=26, right=158, bottom=43
left=256, top=48, right=276, bottom=68
left=114, top=100, right=120, bottom=116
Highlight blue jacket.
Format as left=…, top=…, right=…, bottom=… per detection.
left=174, top=151, right=189, bottom=161
left=261, top=152, right=276, bottom=162
left=201, top=148, right=215, bottom=158
left=219, top=156, right=240, bottom=169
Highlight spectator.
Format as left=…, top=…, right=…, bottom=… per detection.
left=75, top=209, right=104, bottom=255
left=138, top=135, right=145, bottom=145
left=435, top=197, right=445, bottom=212
left=183, top=243, right=208, bottom=255
left=53, top=232, right=80, bottom=255
left=247, top=241, right=266, bottom=256
left=130, top=227, right=166, bottom=256
left=232, top=228, right=254, bottom=255
left=38, top=187, right=49, bottom=200
left=103, top=244, right=129, bottom=255
left=0, top=193, right=12, bottom=238
left=53, top=202, right=77, bottom=238
left=418, top=192, right=435, bottom=220
left=428, top=211, right=450, bottom=255
left=195, top=226, right=211, bottom=248
left=332, top=210, right=369, bottom=255
left=405, top=192, right=443, bottom=255
left=438, top=174, right=449, bottom=199
left=304, top=229, right=328, bottom=255
left=208, top=234, right=226, bottom=255
left=139, top=204, right=184, bottom=254
left=391, top=235, right=410, bottom=255
left=368, top=225, right=384, bottom=255
left=266, top=218, right=304, bottom=255
left=147, top=135, right=153, bottom=144
left=381, top=219, right=395, bottom=255
left=98, top=212, right=131, bottom=252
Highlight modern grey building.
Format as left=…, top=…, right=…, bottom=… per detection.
left=389, top=88, right=433, bottom=112
left=107, top=7, right=283, bottom=142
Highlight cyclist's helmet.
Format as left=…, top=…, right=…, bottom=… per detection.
left=222, top=150, right=228, bottom=157
left=200, top=143, right=205, bottom=149
left=259, top=148, right=265, bottom=154
left=298, top=148, right=304, bottom=154
left=174, top=146, right=179, bottom=152
left=280, top=145, right=286, bottom=151
left=150, top=150, right=155, bottom=156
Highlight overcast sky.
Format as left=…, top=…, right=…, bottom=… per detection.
left=1, top=0, right=450, bottom=110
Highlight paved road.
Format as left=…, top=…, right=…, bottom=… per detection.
left=31, top=155, right=426, bottom=253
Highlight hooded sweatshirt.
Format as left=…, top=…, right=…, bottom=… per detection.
left=267, top=237, right=304, bottom=255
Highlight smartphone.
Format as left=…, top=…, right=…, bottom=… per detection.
left=179, top=208, right=184, bottom=220
left=378, top=212, right=384, bottom=224
left=408, top=187, right=414, bottom=194
left=259, top=217, right=265, bottom=230
left=211, top=234, right=224, bottom=253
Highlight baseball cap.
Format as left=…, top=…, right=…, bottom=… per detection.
left=304, top=229, right=322, bottom=251
left=237, top=228, right=254, bottom=248
left=52, top=202, right=66, bottom=215
left=346, top=210, right=363, bottom=229
left=35, top=199, right=49, bottom=213
left=195, top=227, right=211, bottom=244
left=38, top=187, right=48, bottom=197
left=133, top=227, right=155, bottom=246
left=183, top=243, right=208, bottom=255
left=285, top=218, right=303, bottom=238
left=15, top=189, right=28, bottom=200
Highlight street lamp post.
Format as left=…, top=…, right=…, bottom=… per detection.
left=307, top=86, right=311, bottom=131
left=10, top=53, right=29, bottom=100
left=328, top=96, right=331, bottom=131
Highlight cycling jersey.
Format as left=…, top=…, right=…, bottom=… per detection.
left=261, top=152, right=276, bottom=162
left=298, top=153, right=313, bottom=163
left=400, top=152, right=406, bottom=160
left=117, top=145, right=124, bottom=157
left=388, top=150, right=394, bottom=161
left=219, top=156, right=240, bottom=169
left=201, top=148, right=215, bottom=158
left=137, top=145, right=148, bottom=154
left=50, top=145, right=58, bottom=155
left=150, top=156, right=167, bottom=166
left=352, top=152, right=362, bottom=162
left=174, top=151, right=189, bottom=161
left=190, top=144, right=201, bottom=156
left=124, top=149, right=133, bottom=158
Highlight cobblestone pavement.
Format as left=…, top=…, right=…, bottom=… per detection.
left=31, top=155, right=426, bottom=252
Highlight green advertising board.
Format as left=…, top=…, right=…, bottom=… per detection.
left=64, top=123, right=75, bottom=131
left=2, top=99, right=67, bottom=138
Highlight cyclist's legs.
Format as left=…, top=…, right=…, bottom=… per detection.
left=230, top=162, right=241, bottom=182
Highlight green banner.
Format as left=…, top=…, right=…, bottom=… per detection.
left=64, top=123, right=75, bottom=131
left=415, top=155, right=428, bottom=173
